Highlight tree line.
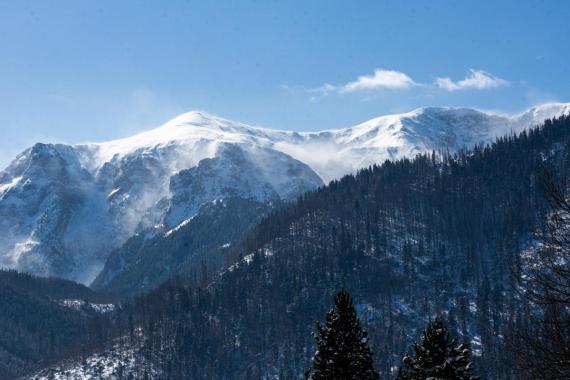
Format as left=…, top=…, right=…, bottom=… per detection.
left=10, top=114, right=570, bottom=379
left=106, top=114, right=570, bottom=378
left=307, top=289, right=479, bottom=380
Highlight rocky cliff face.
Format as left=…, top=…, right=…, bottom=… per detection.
left=0, top=103, right=568, bottom=284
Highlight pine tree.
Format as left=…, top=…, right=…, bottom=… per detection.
left=397, top=319, right=479, bottom=380
left=307, top=289, right=380, bottom=380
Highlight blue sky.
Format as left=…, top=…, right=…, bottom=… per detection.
left=1, top=0, right=569, bottom=168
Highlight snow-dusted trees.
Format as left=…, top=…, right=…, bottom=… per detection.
left=396, top=319, right=479, bottom=380
left=307, top=290, right=380, bottom=380
left=96, top=115, right=570, bottom=378
left=511, top=172, right=570, bottom=379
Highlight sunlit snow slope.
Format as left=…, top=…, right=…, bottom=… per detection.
left=0, top=103, right=568, bottom=283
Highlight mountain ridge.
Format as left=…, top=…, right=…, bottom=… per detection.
left=38, top=113, right=570, bottom=380
left=0, top=102, right=569, bottom=284
left=82, top=102, right=570, bottom=182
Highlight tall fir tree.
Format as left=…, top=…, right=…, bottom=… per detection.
left=397, top=318, right=479, bottom=380
left=307, top=289, right=380, bottom=380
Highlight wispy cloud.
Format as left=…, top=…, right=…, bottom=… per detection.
left=305, top=67, right=510, bottom=101
left=312, top=68, right=418, bottom=95
left=435, top=69, right=509, bottom=91
left=341, top=69, right=417, bottom=92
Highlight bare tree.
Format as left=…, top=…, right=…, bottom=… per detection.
left=524, top=171, right=570, bottom=305
left=511, top=171, right=570, bottom=379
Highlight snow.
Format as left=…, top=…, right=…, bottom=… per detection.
left=471, top=335, right=483, bottom=357
left=89, top=111, right=250, bottom=168
left=60, top=299, right=84, bottom=310
left=0, top=175, right=21, bottom=196
left=106, top=188, right=121, bottom=198
left=163, top=216, right=195, bottom=238
left=26, top=339, right=144, bottom=380
left=89, top=303, right=116, bottom=314
left=60, top=299, right=116, bottom=314
left=84, top=103, right=570, bottom=183
left=225, top=253, right=255, bottom=272
left=0, top=102, right=568, bottom=284
left=3, top=238, right=39, bottom=267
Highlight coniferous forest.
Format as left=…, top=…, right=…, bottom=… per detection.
left=3, top=2, right=570, bottom=380
left=4, top=116, right=570, bottom=379
left=0, top=270, right=115, bottom=379
left=27, top=114, right=561, bottom=379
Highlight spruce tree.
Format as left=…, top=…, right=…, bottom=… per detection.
left=397, top=318, right=479, bottom=380
left=307, top=289, right=380, bottom=380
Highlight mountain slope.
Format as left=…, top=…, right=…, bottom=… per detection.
left=92, top=103, right=570, bottom=294
left=0, top=127, right=322, bottom=283
left=91, top=197, right=272, bottom=295
left=270, top=103, right=570, bottom=181
left=120, top=114, right=570, bottom=379
left=0, top=270, right=115, bottom=380
left=0, top=103, right=568, bottom=284
left=35, top=114, right=570, bottom=379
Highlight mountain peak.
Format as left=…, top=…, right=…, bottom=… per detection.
left=517, top=102, right=570, bottom=119
left=82, top=102, right=570, bottom=180
left=163, top=110, right=221, bottom=127
left=1, top=101, right=569, bottom=283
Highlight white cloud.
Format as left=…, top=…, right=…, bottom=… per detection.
left=341, top=69, right=417, bottom=92
left=435, top=69, right=508, bottom=91
left=313, top=68, right=418, bottom=95
left=306, top=68, right=509, bottom=99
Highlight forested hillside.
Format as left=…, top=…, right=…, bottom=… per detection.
left=93, top=198, right=273, bottom=295
left=113, top=115, right=570, bottom=379
left=0, top=270, right=115, bottom=379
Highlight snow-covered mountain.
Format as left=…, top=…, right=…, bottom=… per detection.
left=0, top=103, right=568, bottom=284
left=270, top=103, right=570, bottom=182
left=0, top=120, right=323, bottom=283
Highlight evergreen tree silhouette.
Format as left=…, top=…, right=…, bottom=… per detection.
left=397, top=318, right=479, bottom=380
left=308, top=289, right=380, bottom=380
